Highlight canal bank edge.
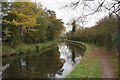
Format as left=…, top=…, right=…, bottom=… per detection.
left=64, top=39, right=86, bottom=51
left=2, top=41, right=58, bottom=57
left=65, top=40, right=100, bottom=78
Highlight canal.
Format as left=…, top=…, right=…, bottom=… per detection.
left=2, top=42, right=85, bottom=78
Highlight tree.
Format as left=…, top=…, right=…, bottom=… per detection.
left=2, top=1, right=66, bottom=48
left=2, top=2, right=40, bottom=47
left=72, top=20, right=76, bottom=33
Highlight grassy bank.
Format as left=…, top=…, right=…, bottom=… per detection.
left=64, top=39, right=86, bottom=51
left=108, top=51, right=118, bottom=78
left=65, top=40, right=100, bottom=78
left=2, top=41, right=57, bottom=57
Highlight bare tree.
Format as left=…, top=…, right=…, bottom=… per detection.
left=63, top=0, right=120, bottom=17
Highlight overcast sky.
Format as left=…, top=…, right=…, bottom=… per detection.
left=31, top=0, right=117, bottom=32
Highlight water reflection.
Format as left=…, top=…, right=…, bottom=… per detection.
left=2, top=42, right=84, bottom=78
left=55, top=43, right=84, bottom=78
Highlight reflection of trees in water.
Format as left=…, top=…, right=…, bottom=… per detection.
left=2, top=47, right=65, bottom=78
left=2, top=43, right=84, bottom=78
left=72, top=51, right=75, bottom=63
left=2, top=56, right=19, bottom=66
left=56, top=58, right=65, bottom=76
left=59, top=43, right=73, bottom=61
left=2, top=58, right=25, bottom=78
left=59, top=42, right=84, bottom=64
left=66, top=43, right=85, bottom=57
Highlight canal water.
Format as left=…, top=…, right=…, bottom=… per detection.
left=1, top=42, right=85, bottom=78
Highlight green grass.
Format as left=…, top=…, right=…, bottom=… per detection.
left=107, top=51, right=118, bottom=78
left=64, top=39, right=86, bottom=51
left=83, top=43, right=94, bottom=51
left=65, top=40, right=100, bottom=78
left=2, top=41, right=57, bottom=56
left=2, top=45, right=12, bottom=55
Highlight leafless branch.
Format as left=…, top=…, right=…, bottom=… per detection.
left=75, top=0, right=105, bottom=20
left=61, top=0, right=120, bottom=26
left=103, top=5, right=120, bottom=18
left=59, top=0, right=83, bottom=10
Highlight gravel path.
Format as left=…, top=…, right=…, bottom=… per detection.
left=94, top=47, right=116, bottom=78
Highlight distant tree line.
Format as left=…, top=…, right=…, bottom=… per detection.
left=67, top=15, right=118, bottom=51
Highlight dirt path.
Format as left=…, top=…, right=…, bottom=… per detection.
left=94, top=47, right=116, bottom=78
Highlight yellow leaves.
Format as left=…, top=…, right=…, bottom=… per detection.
left=12, top=19, right=20, bottom=26
left=5, top=2, right=40, bottom=32
left=20, top=17, right=37, bottom=28
left=9, top=10, right=18, bottom=14
left=25, top=29, right=39, bottom=34
left=2, top=19, right=11, bottom=24
left=11, top=19, right=16, bottom=24
left=14, top=0, right=31, bottom=2
left=9, top=3, right=40, bottom=28
left=3, top=2, right=48, bottom=34
left=3, top=28, right=11, bottom=34
left=3, top=19, right=20, bottom=26
left=28, top=29, right=39, bottom=32
left=17, top=13, right=27, bottom=19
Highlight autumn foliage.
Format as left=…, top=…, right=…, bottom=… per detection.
left=2, top=2, right=65, bottom=48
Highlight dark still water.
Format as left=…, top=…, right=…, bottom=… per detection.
left=2, top=42, right=85, bottom=78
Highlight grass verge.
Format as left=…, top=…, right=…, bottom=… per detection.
left=64, top=39, right=86, bottom=51
left=2, top=41, right=57, bottom=57
left=65, top=40, right=100, bottom=78
left=108, top=51, right=118, bottom=78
